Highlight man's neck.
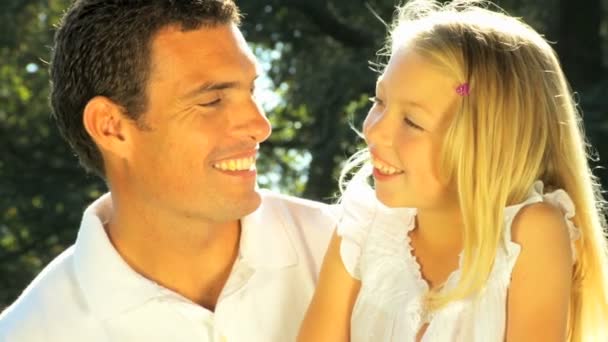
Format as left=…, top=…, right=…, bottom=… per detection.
left=105, top=194, right=242, bottom=311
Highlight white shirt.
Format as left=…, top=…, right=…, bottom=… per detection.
left=0, top=190, right=336, bottom=342
left=338, top=180, right=579, bottom=342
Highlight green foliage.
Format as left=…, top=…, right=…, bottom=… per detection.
left=1, top=0, right=607, bottom=307
left=0, top=0, right=107, bottom=306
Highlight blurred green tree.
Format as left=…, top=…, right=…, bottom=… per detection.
left=1, top=0, right=107, bottom=306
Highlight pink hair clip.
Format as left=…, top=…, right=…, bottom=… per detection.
left=456, top=83, right=470, bottom=96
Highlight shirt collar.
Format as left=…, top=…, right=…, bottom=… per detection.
left=73, top=190, right=298, bottom=319
left=238, top=189, right=298, bottom=269
left=73, top=193, right=164, bottom=320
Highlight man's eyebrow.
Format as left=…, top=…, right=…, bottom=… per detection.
left=182, top=75, right=260, bottom=100
left=182, top=81, right=240, bottom=100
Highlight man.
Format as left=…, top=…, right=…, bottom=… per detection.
left=0, top=1, right=335, bottom=341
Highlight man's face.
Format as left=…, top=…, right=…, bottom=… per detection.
left=122, top=24, right=271, bottom=224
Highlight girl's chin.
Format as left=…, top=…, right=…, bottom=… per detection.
left=374, top=189, right=414, bottom=208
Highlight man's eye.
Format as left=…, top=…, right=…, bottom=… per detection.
left=199, top=98, right=221, bottom=107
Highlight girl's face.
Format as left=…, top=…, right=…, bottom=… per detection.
left=363, top=48, right=460, bottom=209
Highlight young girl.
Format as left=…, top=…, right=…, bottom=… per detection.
left=298, top=1, right=608, bottom=341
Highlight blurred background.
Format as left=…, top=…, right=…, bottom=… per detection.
left=1, top=0, right=607, bottom=307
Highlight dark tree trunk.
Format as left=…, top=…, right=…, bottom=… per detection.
left=556, top=0, right=605, bottom=87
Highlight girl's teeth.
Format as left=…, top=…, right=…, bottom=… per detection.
left=372, top=158, right=402, bottom=175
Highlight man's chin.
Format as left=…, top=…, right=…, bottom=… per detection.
left=223, top=188, right=263, bottom=219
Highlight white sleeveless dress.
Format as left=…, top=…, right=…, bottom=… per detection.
left=338, top=180, right=580, bottom=342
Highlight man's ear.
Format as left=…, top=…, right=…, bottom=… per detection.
left=83, top=96, right=133, bottom=159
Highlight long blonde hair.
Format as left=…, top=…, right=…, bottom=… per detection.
left=342, top=0, right=608, bottom=340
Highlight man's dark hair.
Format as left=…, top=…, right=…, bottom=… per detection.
left=50, top=0, right=241, bottom=178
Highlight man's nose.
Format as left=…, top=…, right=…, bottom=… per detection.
left=236, top=99, right=272, bottom=143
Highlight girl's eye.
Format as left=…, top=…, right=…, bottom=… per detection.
left=198, top=98, right=221, bottom=107
left=404, top=117, right=424, bottom=131
left=369, top=96, right=384, bottom=106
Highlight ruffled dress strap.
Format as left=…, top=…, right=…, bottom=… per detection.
left=470, top=181, right=581, bottom=341
left=501, top=180, right=581, bottom=277
left=540, top=185, right=581, bottom=263
left=502, top=181, right=544, bottom=255
left=336, top=179, right=379, bottom=279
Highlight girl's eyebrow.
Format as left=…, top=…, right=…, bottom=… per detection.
left=376, top=80, right=432, bottom=116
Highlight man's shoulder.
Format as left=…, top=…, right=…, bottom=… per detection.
left=0, top=246, right=85, bottom=340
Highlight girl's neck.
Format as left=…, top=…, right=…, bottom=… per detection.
left=413, top=204, right=463, bottom=248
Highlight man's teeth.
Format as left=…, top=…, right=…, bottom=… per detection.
left=213, top=157, right=256, bottom=171
left=371, top=157, right=403, bottom=175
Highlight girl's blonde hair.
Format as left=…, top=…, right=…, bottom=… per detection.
left=341, top=0, right=608, bottom=340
